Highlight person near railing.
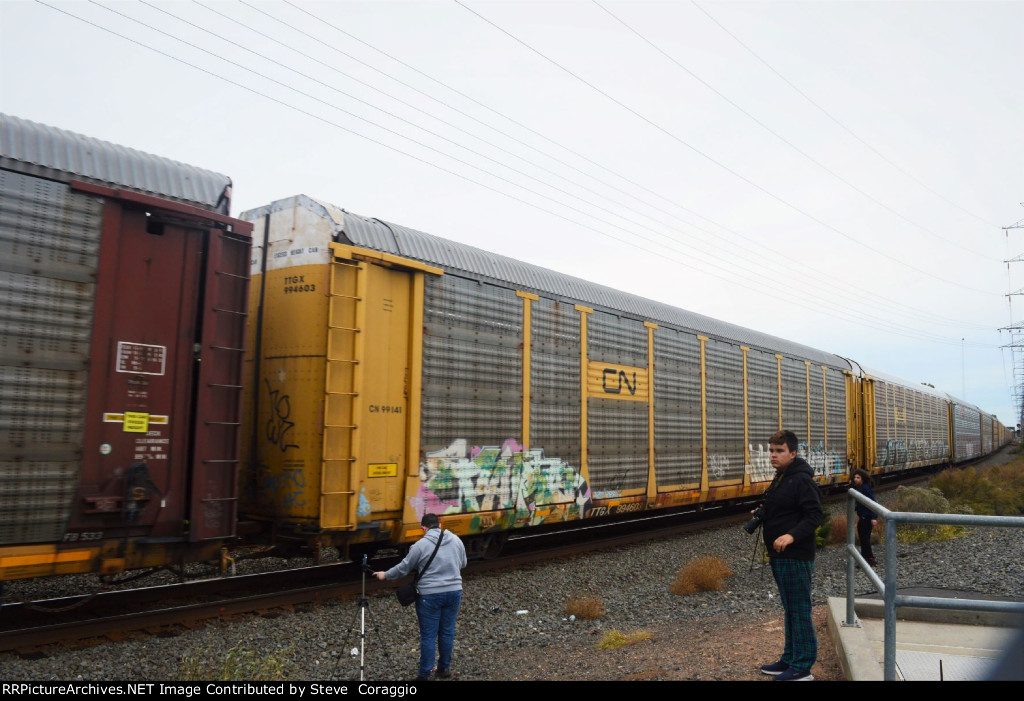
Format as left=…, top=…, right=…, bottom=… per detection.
left=759, top=429, right=824, bottom=682
left=850, top=470, right=878, bottom=567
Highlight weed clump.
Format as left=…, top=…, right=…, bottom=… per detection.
left=669, top=555, right=732, bottom=596
left=565, top=595, right=606, bottom=619
left=181, top=644, right=293, bottom=681
left=597, top=629, right=652, bottom=650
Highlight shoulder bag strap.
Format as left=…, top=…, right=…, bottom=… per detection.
left=412, top=529, right=445, bottom=583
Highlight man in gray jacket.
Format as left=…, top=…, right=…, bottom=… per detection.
left=375, top=513, right=467, bottom=680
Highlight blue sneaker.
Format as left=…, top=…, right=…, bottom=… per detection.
left=760, top=660, right=789, bottom=676
left=774, top=667, right=813, bottom=681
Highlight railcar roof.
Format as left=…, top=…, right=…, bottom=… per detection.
left=246, top=194, right=851, bottom=368
left=858, top=364, right=951, bottom=400
left=0, top=114, right=232, bottom=212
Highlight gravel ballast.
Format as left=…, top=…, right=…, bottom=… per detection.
left=3, top=485, right=1021, bottom=682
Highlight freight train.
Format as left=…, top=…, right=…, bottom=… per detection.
left=0, top=115, right=1012, bottom=583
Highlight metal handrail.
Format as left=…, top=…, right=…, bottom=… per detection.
left=843, top=488, right=1024, bottom=680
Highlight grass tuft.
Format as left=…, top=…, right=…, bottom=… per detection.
left=565, top=595, right=606, bottom=619
left=669, top=555, right=732, bottom=596
left=597, top=629, right=652, bottom=650
left=898, top=524, right=968, bottom=543
left=181, top=644, right=293, bottom=681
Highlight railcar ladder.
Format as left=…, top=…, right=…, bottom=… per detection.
left=193, top=229, right=251, bottom=540
left=321, top=257, right=364, bottom=530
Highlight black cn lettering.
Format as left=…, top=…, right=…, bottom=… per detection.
left=602, top=368, right=620, bottom=394
left=602, top=369, right=637, bottom=395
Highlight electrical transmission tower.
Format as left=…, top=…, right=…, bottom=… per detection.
left=1002, top=205, right=1024, bottom=436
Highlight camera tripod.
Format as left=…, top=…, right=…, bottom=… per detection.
left=340, top=554, right=394, bottom=681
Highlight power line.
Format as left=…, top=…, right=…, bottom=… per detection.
left=454, top=0, right=996, bottom=296
left=185, top=1, right=992, bottom=332
left=594, top=1, right=993, bottom=263
left=35, top=0, right=1001, bottom=350
left=690, top=0, right=1004, bottom=231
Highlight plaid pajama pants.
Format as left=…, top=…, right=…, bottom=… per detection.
left=770, top=557, right=817, bottom=672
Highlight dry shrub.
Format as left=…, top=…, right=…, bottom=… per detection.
left=930, top=462, right=1024, bottom=516
left=828, top=514, right=849, bottom=545
left=892, top=485, right=968, bottom=543
left=565, top=595, right=606, bottom=619
left=829, top=513, right=883, bottom=545
left=669, top=555, right=732, bottom=596
left=597, top=629, right=652, bottom=650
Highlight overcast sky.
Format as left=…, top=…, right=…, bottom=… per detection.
left=2, top=0, right=1021, bottom=425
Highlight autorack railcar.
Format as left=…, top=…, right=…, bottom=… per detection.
left=238, top=195, right=1010, bottom=561
left=0, top=114, right=252, bottom=581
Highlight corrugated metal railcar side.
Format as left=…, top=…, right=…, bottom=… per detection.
left=947, top=395, right=983, bottom=463
left=980, top=413, right=994, bottom=455
left=0, top=115, right=252, bottom=581
left=857, top=366, right=951, bottom=474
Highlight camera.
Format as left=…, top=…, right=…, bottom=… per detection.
left=743, top=506, right=764, bottom=534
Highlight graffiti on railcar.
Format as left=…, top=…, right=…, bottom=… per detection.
left=412, top=438, right=593, bottom=524
left=876, top=439, right=908, bottom=467
left=799, top=441, right=844, bottom=477
left=708, top=455, right=728, bottom=481
left=244, top=461, right=307, bottom=510
left=263, top=379, right=299, bottom=453
left=745, top=444, right=774, bottom=483
left=906, top=438, right=949, bottom=462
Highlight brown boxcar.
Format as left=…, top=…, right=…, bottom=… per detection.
left=0, top=115, right=252, bottom=581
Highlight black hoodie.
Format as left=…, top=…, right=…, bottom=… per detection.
left=761, top=457, right=822, bottom=561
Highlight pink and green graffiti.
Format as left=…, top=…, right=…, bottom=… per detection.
left=411, top=438, right=593, bottom=525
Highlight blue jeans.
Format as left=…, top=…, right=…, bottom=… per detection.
left=414, top=589, right=462, bottom=677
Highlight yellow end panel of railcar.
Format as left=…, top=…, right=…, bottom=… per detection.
left=248, top=262, right=331, bottom=523
left=862, top=378, right=877, bottom=471
left=324, top=243, right=441, bottom=534
left=322, top=258, right=412, bottom=528
left=844, top=372, right=863, bottom=470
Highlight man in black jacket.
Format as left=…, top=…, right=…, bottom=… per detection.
left=759, top=430, right=822, bottom=682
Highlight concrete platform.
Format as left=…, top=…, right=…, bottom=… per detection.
left=827, top=596, right=1024, bottom=681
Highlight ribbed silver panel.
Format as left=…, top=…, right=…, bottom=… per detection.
left=808, top=367, right=824, bottom=447
left=825, top=369, right=848, bottom=473
left=874, top=381, right=907, bottom=466
left=421, top=274, right=522, bottom=453
left=530, top=298, right=580, bottom=465
left=781, top=357, right=808, bottom=438
left=654, top=328, right=701, bottom=486
left=587, top=398, right=647, bottom=493
left=919, top=394, right=950, bottom=461
left=1, top=114, right=231, bottom=212
left=952, top=402, right=981, bottom=461
left=705, top=339, right=743, bottom=482
left=585, top=312, right=648, bottom=492
left=254, top=196, right=848, bottom=368
left=587, top=311, right=646, bottom=366
left=0, top=170, right=100, bottom=545
left=903, top=390, right=947, bottom=463
left=747, top=349, right=779, bottom=480
left=981, top=414, right=993, bottom=454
